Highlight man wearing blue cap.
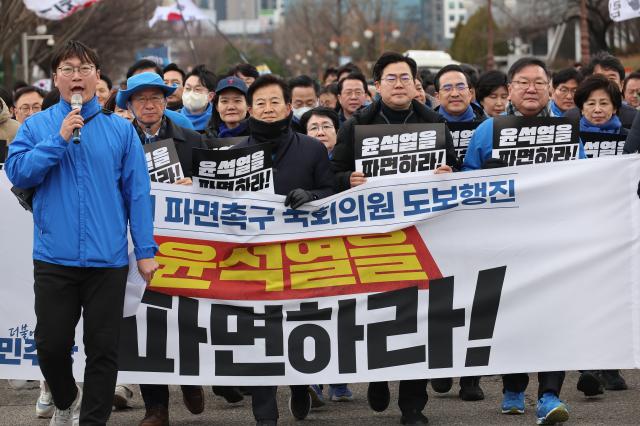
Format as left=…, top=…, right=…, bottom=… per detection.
left=116, top=72, right=205, bottom=425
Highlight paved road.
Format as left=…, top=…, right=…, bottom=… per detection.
left=2, top=371, right=639, bottom=425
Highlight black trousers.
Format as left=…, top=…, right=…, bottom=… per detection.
left=398, top=379, right=428, bottom=413
left=502, top=371, right=565, bottom=398
left=140, top=384, right=201, bottom=409
left=33, top=260, right=128, bottom=426
left=368, top=380, right=428, bottom=414
left=251, top=385, right=308, bottom=421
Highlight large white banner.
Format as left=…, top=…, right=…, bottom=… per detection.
left=1, top=156, right=640, bottom=385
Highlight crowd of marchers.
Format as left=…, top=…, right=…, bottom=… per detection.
left=2, top=40, right=640, bottom=426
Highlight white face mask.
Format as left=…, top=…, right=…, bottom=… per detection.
left=182, top=91, right=209, bottom=112
left=293, top=106, right=313, bottom=120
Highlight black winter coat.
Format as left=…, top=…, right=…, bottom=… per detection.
left=331, top=98, right=460, bottom=192
left=623, top=110, right=640, bottom=154
left=234, top=119, right=334, bottom=199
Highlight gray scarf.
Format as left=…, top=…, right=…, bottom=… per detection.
left=505, top=101, right=552, bottom=117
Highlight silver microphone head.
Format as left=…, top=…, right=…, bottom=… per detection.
left=71, top=93, right=83, bottom=110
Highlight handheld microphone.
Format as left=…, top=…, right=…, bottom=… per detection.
left=71, top=94, right=82, bottom=144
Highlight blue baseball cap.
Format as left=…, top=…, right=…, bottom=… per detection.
left=215, top=76, right=248, bottom=96
left=116, top=72, right=176, bottom=109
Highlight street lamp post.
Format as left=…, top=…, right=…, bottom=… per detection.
left=363, top=26, right=400, bottom=61
left=22, top=28, right=55, bottom=83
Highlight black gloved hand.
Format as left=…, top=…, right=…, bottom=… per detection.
left=481, top=158, right=508, bottom=169
left=284, top=188, right=316, bottom=209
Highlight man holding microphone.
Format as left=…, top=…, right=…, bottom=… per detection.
left=5, top=40, right=158, bottom=426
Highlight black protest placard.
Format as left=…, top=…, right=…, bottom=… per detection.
left=143, top=139, right=184, bottom=183
left=354, top=123, right=447, bottom=178
left=0, top=140, right=6, bottom=170
left=201, top=136, right=249, bottom=150
left=447, top=122, right=481, bottom=164
left=579, top=132, right=626, bottom=158
left=492, top=116, right=580, bottom=166
left=192, top=144, right=274, bottom=193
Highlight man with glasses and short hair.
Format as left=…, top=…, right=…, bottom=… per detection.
left=463, top=57, right=576, bottom=425
left=337, top=72, right=368, bottom=123
left=5, top=40, right=159, bottom=426
left=550, top=68, right=583, bottom=117
left=434, top=64, right=487, bottom=123
left=429, top=64, right=487, bottom=403
left=13, top=86, right=45, bottom=124
left=331, top=52, right=458, bottom=425
left=126, top=59, right=194, bottom=130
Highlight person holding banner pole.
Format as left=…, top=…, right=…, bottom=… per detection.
left=331, top=52, right=459, bottom=426
left=463, top=57, right=575, bottom=426
left=5, top=40, right=159, bottom=426
left=233, top=74, right=334, bottom=425
left=116, top=72, right=213, bottom=425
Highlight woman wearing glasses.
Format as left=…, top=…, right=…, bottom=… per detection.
left=300, top=107, right=340, bottom=159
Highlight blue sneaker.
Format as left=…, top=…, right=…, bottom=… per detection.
left=501, top=390, right=525, bottom=414
left=329, top=384, right=353, bottom=402
left=536, top=392, right=569, bottom=425
left=308, top=385, right=325, bottom=408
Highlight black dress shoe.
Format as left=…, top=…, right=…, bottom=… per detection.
left=139, top=405, right=169, bottom=426
left=598, top=370, right=628, bottom=391
left=459, top=376, right=484, bottom=401
left=401, top=410, right=429, bottom=425
left=288, top=387, right=311, bottom=420
left=430, top=377, right=453, bottom=393
left=181, top=385, right=205, bottom=414
left=212, top=386, right=244, bottom=403
left=577, top=371, right=604, bottom=396
left=367, top=381, right=390, bottom=412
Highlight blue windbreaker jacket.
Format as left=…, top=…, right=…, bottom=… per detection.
left=5, top=97, right=157, bottom=267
